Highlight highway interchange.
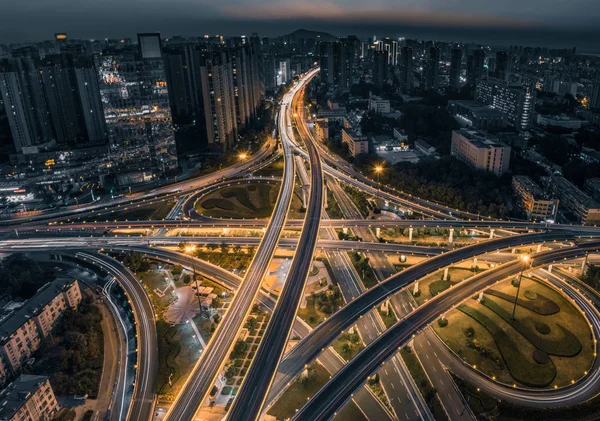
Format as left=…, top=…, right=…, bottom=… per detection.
left=2, top=68, right=600, bottom=421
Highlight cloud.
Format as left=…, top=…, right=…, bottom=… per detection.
left=219, top=1, right=544, bottom=28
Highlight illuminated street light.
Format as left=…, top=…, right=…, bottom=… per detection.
left=239, top=153, right=248, bottom=161
left=374, top=165, right=384, bottom=185
left=511, top=254, right=533, bottom=321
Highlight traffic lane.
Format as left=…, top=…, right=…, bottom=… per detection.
left=290, top=243, right=600, bottom=421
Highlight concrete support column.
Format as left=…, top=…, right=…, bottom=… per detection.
left=302, top=188, right=307, bottom=209
left=375, top=227, right=381, bottom=238
left=489, top=229, right=495, bottom=239
left=408, top=228, right=413, bottom=241
left=548, top=264, right=553, bottom=273
left=443, top=267, right=449, bottom=281
left=537, top=243, right=542, bottom=253
left=223, top=228, right=229, bottom=235
left=343, top=227, right=348, bottom=235
left=449, top=228, right=454, bottom=244
left=512, top=248, right=516, bottom=254
left=324, top=183, right=328, bottom=209
left=473, top=257, right=478, bottom=267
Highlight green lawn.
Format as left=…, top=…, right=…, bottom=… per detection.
left=457, top=304, right=557, bottom=387
left=267, top=362, right=366, bottom=420
left=332, top=331, right=364, bottom=361
left=414, top=267, right=476, bottom=306
left=253, top=156, right=284, bottom=177
left=378, top=307, right=397, bottom=329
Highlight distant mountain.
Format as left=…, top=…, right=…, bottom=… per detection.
left=285, top=28, right=338, bottom=42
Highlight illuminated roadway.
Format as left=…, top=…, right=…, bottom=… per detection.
left=291, top=240, right=600, bottom=420
left=226, top=75, right=323, bottom=420
left=162, top=69, right=318, bottom=421
left=71, top=251, right=157, bottom=421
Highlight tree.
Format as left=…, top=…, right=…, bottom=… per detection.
left=232, top=245, right=242, bottom=255
left=206, top=243, right=218, bottom=252
left=220, top=243, right=229, bottom=254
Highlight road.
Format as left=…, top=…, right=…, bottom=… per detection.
left=10, top=217, right=600, bottom=236
left=227, top=76, right=323, bottom=420
left=163, top=69, right=317, bottom=421
left=70, top=251, right=158, bottom=421
left=325, top=176, right=433, bottom=421
left=290, top=241, right=600, bottom=420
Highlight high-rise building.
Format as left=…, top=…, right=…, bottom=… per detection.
left=383, top=38, right=398, bottom=66
left=98, top=35, right=178, bottom=181
left=399, top=47, right=413, bottom=92
left=476, top=78, right=536, bottom=130
left=319, top=41, right=353, bottom=88
left=0, top=57, right=54, bottom=152
left=495, top=51, right=513, bottom=79
left=449, top=48, right=462, bottom=90
left=372, top=50, right=389, bottom=87
left=319, top=41, right=337, bottom=87
left=425, top=46, right=440, bottom=90
left=466, top=49, right=486, bottom=85
left=591, top=81, right=600, bottom=110
left=138, top=33, right=163, bottom=59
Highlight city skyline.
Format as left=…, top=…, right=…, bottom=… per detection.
left=1, top=0, right=600, bottom=52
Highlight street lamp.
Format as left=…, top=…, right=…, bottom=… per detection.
left=511, top=254, right=532, bottom=321
left=374, top=165, right=384, bottom=185
left=238, top=153, right=248, bottom=161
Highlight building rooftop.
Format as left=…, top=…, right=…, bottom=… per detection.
left=552, top=175, right=600, bottom=209
left=454, top=129, right=509, bottom=149
left=449, top=100, right=506, bottom=119
left=0, top=277, right=77, bottom=344
left=0, top=375, right=49, bottom=419
left=513, top=175, right=547, bottom=199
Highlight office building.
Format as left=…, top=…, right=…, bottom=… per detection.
left=550, top=175, right=600, bottom=225
left=476, top=78, right=536, bottom=130
left=0, top=278, right=81, bottom=377
left=449, top=48, right=462, bottom=90
left=495, top=51, right=513, bottom=78
left=399, top=47, right=413, bottom=93
left=450, top=129, right=511, bottom=175
left=448, top=100, right=508, bottom=130
left=0, top=375, right=59, bottom=421
left=319, top=41, right=353, bottom=89
left=512, top=175, right=559, bottom=220
left=98, top=33, right=178, bottom=179
left=425, top=47, right=440, bottom=90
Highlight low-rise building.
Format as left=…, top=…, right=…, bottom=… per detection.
left=314, top=119, right=329, bottom=142
left=0, top=375, right=59, bottom=421
left=537, top=114, right=588, bottom=129
left=450, top=129, right=511, bottom=175
left=512, top=175, right=559, bottom=220
left=550, top=175, right=600, bottom=225
left=342, top=128, right=369, bottom=157
left=448, top=100, right=508, bottom=130
left=414, top=139, right=437, bottom=156
left=368, top=95, right=390, bottom=114
left=0, top=278, right=81, bottom=377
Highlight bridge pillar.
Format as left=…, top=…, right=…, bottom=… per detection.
left=548, top=264, right=553, bottom=273
left=301, top=188, right=308, bottom=209
left=408, top=228, right=413, bottom=241
left=582, top=258, right=588, bottom=274
left=375, top=227, right=381, bottom=238
left=489, top=229, right=495, bottom=239
left=473, top=257, right=478, bottom=267
left=343, top=227, right=348, bottom=235
left=448, top=228, right=454, bottom=244
left=443, top=267, right=449, bottom=281
left=223, top=228, right=229, bottom=235
left=324, top=183, right=328, bottom=209
left=512, top=248, right=516, bottom=254
left=537, top=244, right=542, bottom=253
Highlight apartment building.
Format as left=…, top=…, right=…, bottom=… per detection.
left=0, top=375, right=59, bottom=421
left=342, top=127, right=369, bottom=157
left=0, top=278, right=81, bottom=377
left=550, top=175, right=600, bottom=225
left=450, top=129, right=511, bottom=175
left=512, top=175, right=559, bottom=220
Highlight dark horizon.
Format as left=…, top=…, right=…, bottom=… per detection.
left=1, top=19, right=599, bottom=54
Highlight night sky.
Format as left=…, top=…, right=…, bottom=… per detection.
left=1, top=0, right=599, bottom=51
